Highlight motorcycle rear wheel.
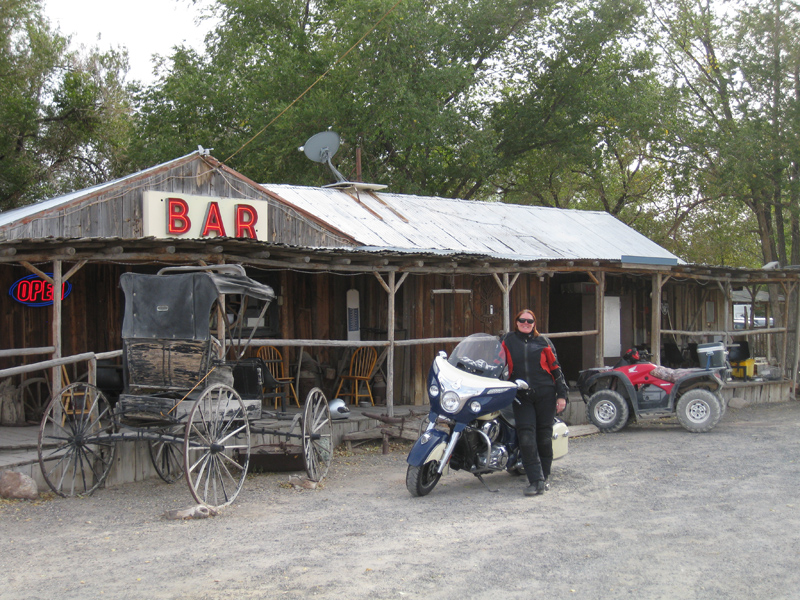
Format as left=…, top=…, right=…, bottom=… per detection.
left=406, top=461, right=441, bottom=497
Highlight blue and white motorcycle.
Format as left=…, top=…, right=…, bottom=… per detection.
left=406, top=333, right=569, bottom=497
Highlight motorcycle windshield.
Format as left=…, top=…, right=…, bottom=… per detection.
left=447, top=333, right=507, bottom=380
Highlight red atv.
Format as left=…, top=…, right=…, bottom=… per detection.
left=577, top=348, right=727, bottom=433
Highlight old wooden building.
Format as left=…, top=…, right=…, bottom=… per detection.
left=1, top=150, right=798, bottom=423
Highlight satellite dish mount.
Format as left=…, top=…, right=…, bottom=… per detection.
left=302, top=131, right=387, bottom=191
left=303, top=131, right=346, bottom=183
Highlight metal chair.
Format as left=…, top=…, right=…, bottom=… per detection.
left=256, top=346, right=300, bottom=408
left=334, top=346, right=378, bottom=405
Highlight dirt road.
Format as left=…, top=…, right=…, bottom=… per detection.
left=2, top=401, right=800, bottom=600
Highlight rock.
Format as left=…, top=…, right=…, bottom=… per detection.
left=288, top=475, right=318, bottom=490
left=163, top=505, right=218, bottom=520
left=0, top=471, right=39, bottom=500
left=728, top=397, right=748, bottom=409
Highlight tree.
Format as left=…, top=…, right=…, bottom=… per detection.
left=130, top=0, right=558, bottom=196
left=488, top=0, right=673, bottom=219
left=0, top=0, right=133, bottom=211
left=652, top=0, right=800, bottom=267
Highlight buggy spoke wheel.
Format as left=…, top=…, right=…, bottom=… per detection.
left=37, top=383, right=117, bottom=497
left=18, top=377, right=50, bottom=423
left=184, top=384, right=251, bottom=508
left=302, top=388, right=333, bottom=482
left=148, top=425, right=185, bottom=483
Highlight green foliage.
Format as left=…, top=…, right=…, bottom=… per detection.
left=129, top=0, right=551, bottom=195
left=0, top=0, right=133, bottom=210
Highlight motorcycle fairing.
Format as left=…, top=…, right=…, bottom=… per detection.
left=429, top=357, right=518, bottom=424
left=407, top=428, right=449, bottom=467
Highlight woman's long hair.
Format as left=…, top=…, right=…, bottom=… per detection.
left=513, top=308, right=540, bottom=336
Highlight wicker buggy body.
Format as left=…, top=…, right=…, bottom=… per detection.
left=117, top=268, right=273, bottom=421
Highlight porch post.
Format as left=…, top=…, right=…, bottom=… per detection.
left=493, top=272, right=520, bottom=333
left=651, top=273, right=663, bottom=365
left=51, top=260, right=63, bottom=399
left=793, top=282, right=800, bottom=390
left=387, top=271, right=396, bottom=417
left=595, top=271, right=605, bottom=365
left=375, top=270, right=408, bottom=417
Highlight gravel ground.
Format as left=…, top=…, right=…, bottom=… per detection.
left=1, top=401, right=799, bottom=600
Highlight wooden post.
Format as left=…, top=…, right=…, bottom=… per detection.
left=493, top=272, right=520, bottom=334
left=793, top=282, right=800, bottom=391
left=651, top=273, right=663, bottom=365
left=387, top=271, right=396, bottom=417
left=51, top=261, right=63, bottom=400
left=595, top=271, right=605, bottom=366
left=375, top=271, right=408, bottom=417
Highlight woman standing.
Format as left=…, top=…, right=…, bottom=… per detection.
left=501, top=309, right=568, bottom=496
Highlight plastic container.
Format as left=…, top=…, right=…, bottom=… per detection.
left=697, top=342, right=726, bottom=369
left=731, top=358, right=755, bottom=379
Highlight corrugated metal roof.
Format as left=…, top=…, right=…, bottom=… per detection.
left=0, top=150, right=681, bottom=265
left=263, top=185, right=681, bottom=263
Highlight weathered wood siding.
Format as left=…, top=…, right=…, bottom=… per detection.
left=0, top=156, right=352, bottom=248
left=0, top=263, right=126, bottom=371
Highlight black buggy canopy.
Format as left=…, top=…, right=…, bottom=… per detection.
left=120, top=265, right=275, bottom=341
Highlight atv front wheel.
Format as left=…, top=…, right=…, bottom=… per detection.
left=676, top=389, right=722, bottom=433
left=586, top=390, right=630, bottom=433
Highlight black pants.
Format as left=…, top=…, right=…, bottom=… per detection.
left=513, top=386, right=557, bottom=485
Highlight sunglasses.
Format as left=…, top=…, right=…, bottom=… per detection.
left=517, top=318, right=535, bottom=324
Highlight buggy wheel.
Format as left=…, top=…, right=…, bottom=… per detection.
left=184, top=384, right=251, bottom=508
left=148, top=425, right=185, bottom=483
left=302, top=388, right=333, bottom=482
left=586, top=390, right=630, bottom=433
left=37, top=383, right=117, bottom=497
left=406, top=461, right=441, bottom=497
left=18, top=376, right=50, bottom=423
left=676, top=389, right=722, bottom=433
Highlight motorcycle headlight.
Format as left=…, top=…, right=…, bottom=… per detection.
left=470, top=401, right=482, bottom=413
left=429, top=383, right=440, bottom=398
left=441, top=391, right=462, bottom=413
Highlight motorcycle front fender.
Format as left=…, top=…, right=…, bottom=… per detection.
left=406, top=428, right=449, bottom=467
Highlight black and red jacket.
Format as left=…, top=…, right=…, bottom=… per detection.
left=501, top=331, right=569, bottom=400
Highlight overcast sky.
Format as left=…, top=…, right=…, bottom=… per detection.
left=43, top=0, right=217, bottom=84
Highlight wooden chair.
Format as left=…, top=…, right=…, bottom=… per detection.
left=59, top=366, right=95, bottom=426
left=334, top=347, right=378, bottom=405
left=256, top=346, right=300, bottom=408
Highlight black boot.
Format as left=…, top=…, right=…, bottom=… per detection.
left=524, top=480, right=545, bottom=496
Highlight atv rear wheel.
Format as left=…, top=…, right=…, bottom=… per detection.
left=676, top=389, right=722, bottom=433
left=586, top=390, right=630, bottom=433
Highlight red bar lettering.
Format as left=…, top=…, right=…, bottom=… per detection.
left=167, top=198, right=191, bottom=234
left=201, top=202, right=226, bottom=237
left=235, top=205, right=258, bottom=239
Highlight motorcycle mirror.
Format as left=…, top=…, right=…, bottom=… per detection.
left=515, top=379, right=529, bottom=390
left=438, top=350, right=448, bottom=359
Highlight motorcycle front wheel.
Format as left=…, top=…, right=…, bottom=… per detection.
left=406, top=461, right=441, bottom=497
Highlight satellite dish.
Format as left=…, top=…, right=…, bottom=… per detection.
left=303, top=131, right=347, bottom=183
left=302, top=130, right=388, bottom=191
left=303, top=131, right=340, bottom=163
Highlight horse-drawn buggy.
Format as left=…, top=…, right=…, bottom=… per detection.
left=37, top=265, right=333, bottom=508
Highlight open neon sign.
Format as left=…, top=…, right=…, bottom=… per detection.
left=9, top=274, right=72, bottom=307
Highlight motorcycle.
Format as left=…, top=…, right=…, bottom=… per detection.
left=405, top=333, right=569, bottom=497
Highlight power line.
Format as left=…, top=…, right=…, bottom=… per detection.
left=224, top=0, right=405, bottom=163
